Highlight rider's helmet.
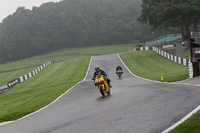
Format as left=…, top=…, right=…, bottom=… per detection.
left=95, top=65, right=100, bottom=72
left=117, top=64, right=120, bottom=67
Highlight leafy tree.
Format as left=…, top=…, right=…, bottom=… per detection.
left=0, top=0, right=179, bottom=63
left=138, top=0, right=200, bottom=43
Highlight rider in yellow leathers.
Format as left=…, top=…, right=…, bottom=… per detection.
left=92, top=65, right=112, bottom=87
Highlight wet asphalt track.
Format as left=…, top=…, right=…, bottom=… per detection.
left=1, top=54, right=200, bottom=133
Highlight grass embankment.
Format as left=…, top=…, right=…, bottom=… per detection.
left=0, top=57, right=90, bottom=122
left=0, top=43, right=134, bottom=122
left=121, top=50, right=200, bottom=133
left=0, top=67, right=38, bottom=86
left=158, top=48, right=200, bottom=132
left=169, top=111, right=200, bottom=133
left=120, top=50, right=188, bottom=82
left=0, top=44, right=134, bottom=73
left=0, top=44, right=192, bottom=129
left=0, top=44, right=134, bottom=86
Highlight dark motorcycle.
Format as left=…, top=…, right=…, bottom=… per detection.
left=116, top=70, right=123, bottom=79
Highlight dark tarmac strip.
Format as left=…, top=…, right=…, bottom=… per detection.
left=1, top=54, right=200, bottom=133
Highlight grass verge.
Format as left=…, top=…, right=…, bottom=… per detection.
left=0, top=67, right=38, bottom=86
left=169, top=111, right=200, bottom=133
left=0, top=43, right=134, bottom=86
left=0, top=43, right=135, bottom=123
left=0, top=44, right=194, bottom=130
left=0, top=56, right=90, bottom=122
left=120, top=50, right=200, bottom=133
left=120, top=50, right=188, bottom=82
left=0, top=43, right=134, bottom=71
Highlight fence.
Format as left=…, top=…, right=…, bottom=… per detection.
left=131, top=46, right=193, bottom=78
left=0, top=61, right=53, bottom=94
left=153, top=47, right=190, bottom=66
left=152, top=47, right=193, bottom=78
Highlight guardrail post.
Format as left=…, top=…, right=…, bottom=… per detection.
left=189, top=61, right=193, bottom=78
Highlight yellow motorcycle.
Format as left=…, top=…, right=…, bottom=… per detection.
left=94, top=75, right=111, bottom=97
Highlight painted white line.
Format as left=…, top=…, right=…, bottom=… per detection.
left=162, top=105, right=200, bottom=133
left=0, top=121, right=14, bottom=127
left=117, top=54, right=200, bottom=133
left=117, top=54, right=164, bottom=84
left=0, top=57, right=93, bottom=127
left=118, top=54, right=199, bottom=87
left=83, top=56, right=92, bottom=81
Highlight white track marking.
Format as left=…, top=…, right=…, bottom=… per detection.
left=162, top=105, right=200, bottom=133
left=117, top=54, right=165, bottom=83
left=117, top=54, right=200, bottom=133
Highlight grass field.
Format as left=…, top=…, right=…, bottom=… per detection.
left=0, top=43, right=197, bottom=132
left=0, top=43, right=134, bottom=122
left=0, top=67, right=38, bottom=86
left=120, top=50, right=189, bottom=82
left=0, top=44, right=134, bottom=71
left=0, top=44, right=134, bottom=86
left=0, top=57, right=90, bottom=122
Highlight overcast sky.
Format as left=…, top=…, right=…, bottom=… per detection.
left=0, top=0, right=62, bottom=22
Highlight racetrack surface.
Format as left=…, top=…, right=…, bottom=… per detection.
left=1, top=54, right=200, bottom=133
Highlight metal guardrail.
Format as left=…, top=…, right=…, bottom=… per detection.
left=0, top=61, right=53, bottom=94
left=153, top=47, right=190, bottom=66
left=130, top=46, right=192, bottom=78
left=190, top=38, right=200, bottom=77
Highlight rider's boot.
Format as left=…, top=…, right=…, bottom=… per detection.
left=109, top=84, right=112, bottom=88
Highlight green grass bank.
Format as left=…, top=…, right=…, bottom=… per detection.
left=120, top=50, right=189, bottom=82
left=0, top=44, right=134, bottom=86
left=0, top=44, right=195, bottom=132
left=0, top=43, right=134, bottom=122
left=169, top=111, right=200, bottom=133
left=0, top=56, right=90, bottom=122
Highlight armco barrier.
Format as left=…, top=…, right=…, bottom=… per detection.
left=152, top=47, right=193, bottom=78
left=8, top=79, right=18, bottom=88
left=139, top=46, right=153, bottom=51
left=131, top=46, right=193, bottom=78
left=0, top=61, right=53, bottom=94
left=0, top=84, right=9, bottom=94
left=153, top=47, right=190, bottom=66
left=137, top=46, right=190, bottom=66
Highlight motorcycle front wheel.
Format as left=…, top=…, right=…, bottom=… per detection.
left=118, top=74, right=121, bottom=79
left=99, top=85, right=105, bottom=97
left=107, top=87, right=111, bottom=95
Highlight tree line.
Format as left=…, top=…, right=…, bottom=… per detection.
left=138, top=0, right=200, bottom=43
left=0, top=0, right=180, bottom=63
